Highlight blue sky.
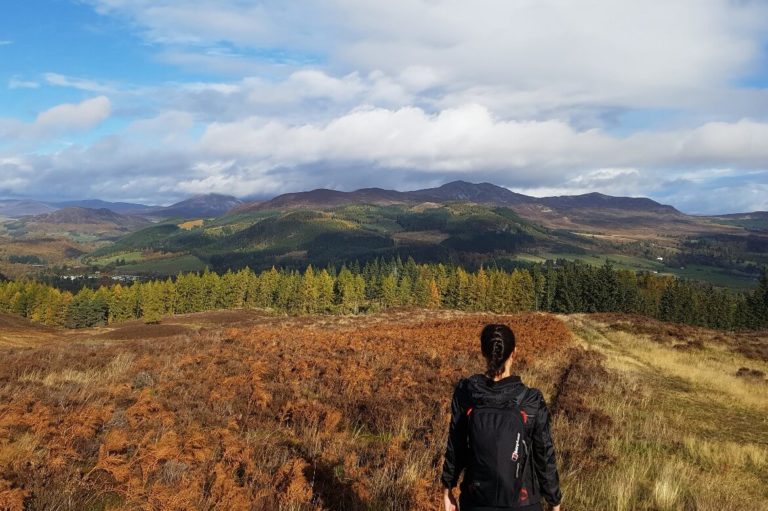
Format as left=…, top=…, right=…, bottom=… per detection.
left=1, top=0, right=768, bottom=213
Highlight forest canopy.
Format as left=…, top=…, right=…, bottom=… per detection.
left=1, top=258, right=767, bottom=331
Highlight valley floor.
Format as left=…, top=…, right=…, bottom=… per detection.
left=0, top=309, right=766, bottom=510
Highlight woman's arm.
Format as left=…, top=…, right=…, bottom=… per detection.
left=440, top=380, right=469, bottom=490
left=531, top=390, right=562, bottom=508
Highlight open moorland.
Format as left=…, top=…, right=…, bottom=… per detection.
left=0, top=309, right=766, bottom=510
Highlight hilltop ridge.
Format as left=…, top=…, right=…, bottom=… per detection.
left=231, top=180, right=679, bottom=215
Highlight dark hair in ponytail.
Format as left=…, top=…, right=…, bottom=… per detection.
left=480, top=324, right=516, bottom=378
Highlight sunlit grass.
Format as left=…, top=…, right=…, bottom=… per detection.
left=558, top=314, right=768, bottom=511
left=18, top=353, right=134, bottom=387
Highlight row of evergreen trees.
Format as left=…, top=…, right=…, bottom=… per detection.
left=1, top=258, right=767, bottom=330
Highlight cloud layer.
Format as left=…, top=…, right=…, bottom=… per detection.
left=1, top=0, right=768, bottom=213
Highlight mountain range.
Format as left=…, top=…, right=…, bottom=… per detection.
left=231, top=180, right=682, bottom=215
left=0, top=181, right=686, bottom=220
left=1, top=181, right=766, bottom=288
left=0, top=194, right=243, bottom=220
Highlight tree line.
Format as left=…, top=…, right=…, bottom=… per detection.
left=1, top=258, right=767, bottom=330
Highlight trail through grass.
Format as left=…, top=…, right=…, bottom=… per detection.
left=559, top=314, right=768, bottom=511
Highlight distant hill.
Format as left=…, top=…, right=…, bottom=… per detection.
left=21, top=207, right=151, bottom=230
left=231, top=180, right=688, bottom=234
left=48, top=199, right=157, bottom=214
left=144, top=193, right=243, bottom=219
left=235, top=180, right=676, bottom=216
left=1, top=199, right=157, bottom=219
left=235, top=181, right=535, bottom=213
left=706, top=211, right=768, bottom=231
left=231, top=188, right=414, bottom=214
left=408, top=180, right=534, bottom=205
left=6, top=181, right=766, bottom=289
left=86, top=201, right=558, bottom=272
left=3, top=193, right=244, bottom=222
left=539, top=192, right=680, bottom=214
left=0, top=200, right=58, bottom=218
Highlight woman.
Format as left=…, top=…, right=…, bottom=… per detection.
left=441, top=324, right=562, bottom=511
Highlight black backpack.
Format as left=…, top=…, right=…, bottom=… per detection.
left=463, top=387, right=533, bottom=507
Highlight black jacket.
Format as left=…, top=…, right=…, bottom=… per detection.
left=441, top=374, right=562, bottom=508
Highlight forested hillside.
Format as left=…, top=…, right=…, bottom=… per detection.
left=3, top=259, right=767, bottom=331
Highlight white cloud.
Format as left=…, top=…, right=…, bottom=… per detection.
left=659, top=180, right=768, bottom=215
left=44, top=73, right=116, bottom=93
left=0, top=96, right=112, bottom=141
left=0, top=40, right=12, bottom=46
left=2, top=106, right=767, bottom=212
left=673, top=119, right=768, bottom=165
left=35, top=96, right=112, bottom=132
left=84, top=0, right=768, bottom=117
left=125, top=110, right=195, bottom=145
left=157, top=50, right=279, bottom=76
left=199, top=104, right=768, bottom=176
left=8, top=77, right=39, bottom=89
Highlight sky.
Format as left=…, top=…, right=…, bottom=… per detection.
left=1, top=0, right=768, bottom=214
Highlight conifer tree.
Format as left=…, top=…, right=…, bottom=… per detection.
left=300, top=265, right=319, bottom=313
left=509, top=269, right=535, bottom=312
left=257, top=267, right=280, bottom=308
left=275, top=270, right=301, bottom=313
left=353, top=274, right=366, bottom=311
left=200, top=268, right=222, bottom=310
left=594, top=261, right=620, bottom=312
left=412, top=270, right=431, bottom=307
left=380, top=273, right=398, bottom=308
left=454, top=267, right=470, bottom=309
left=336, top=267, right=362, bottom=313
left=531, top=265, right=546, bottom=311
left=316, top=269, right=335, bottom=313
left=65, top=287, right=108, bottom=328
left=541, top=263, right=558, bottom=312
left=240, top=267, right=259, bottom=308
left=469, top=267, right=489, bottom=311
left=552, top=266, right=578, bottom=313
left=220, top=269, right=245, bottom=309
left=434, top=263, right=449, bottom=295
left=109, top=283, right=133, bottom=323
left=427, top=278, right=441, bottom=309
left=161, top=277, right=177, bottom=316
left=753, top=267, right=768, bottom=328
left=487, top=270, right=508, bottom=313
left=141, top=281, right=165, bottom=324
left=397, top=274, right=413, bottom=307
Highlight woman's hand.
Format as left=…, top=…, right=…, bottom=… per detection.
left=443, top=487, right=458, bottom=511
left=551, top=506, right=561, bottom=511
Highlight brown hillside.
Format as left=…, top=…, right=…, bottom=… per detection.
left=0, top=310, right=573, bottom=510
left=0, top=312, right=66, bottom=348
left=1, top=309, right=765, bottom=510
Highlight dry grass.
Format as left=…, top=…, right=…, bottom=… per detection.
left=18, top=353, right=135, bottom=387
left=0, top=311, right=572, bottom=510
left=1, top=309, right=766, bottom=510
left=0, top=312, right=69, bottom=348
left=560, top=314, right=768, bottom=511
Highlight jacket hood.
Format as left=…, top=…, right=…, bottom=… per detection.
left=465, top=373, right=526, bottom=406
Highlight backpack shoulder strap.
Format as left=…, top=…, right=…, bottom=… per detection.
left=513, top=386, right=528, bottom=407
